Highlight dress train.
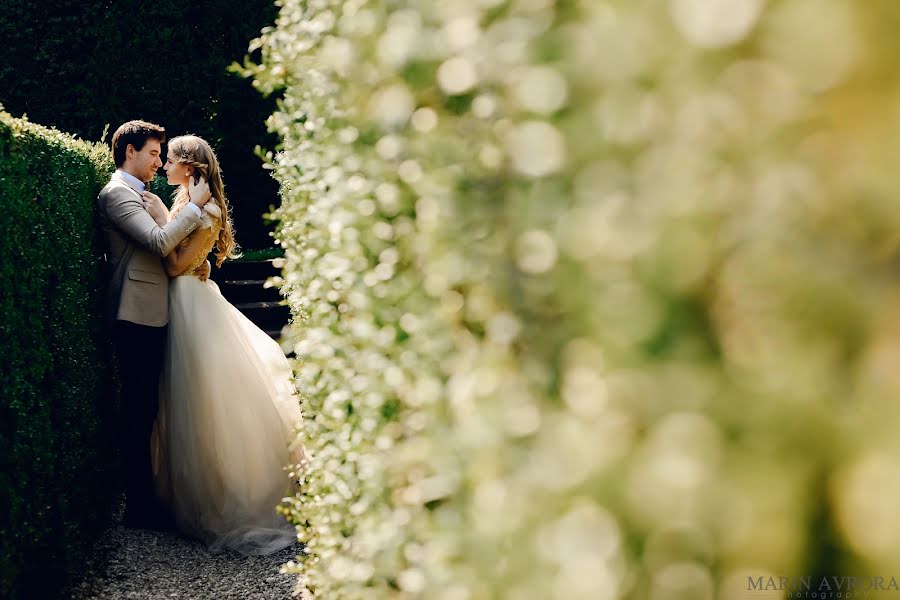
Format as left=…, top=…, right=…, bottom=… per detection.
left=152, top=275, right=305, bottom=555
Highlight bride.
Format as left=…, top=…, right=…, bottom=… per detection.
left=144, top=134, right=306, bottom=555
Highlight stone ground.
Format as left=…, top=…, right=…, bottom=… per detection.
left=68, top=500, right=301, bottom=600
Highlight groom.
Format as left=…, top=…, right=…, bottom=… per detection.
left=97, top=120, right=211, bottom=528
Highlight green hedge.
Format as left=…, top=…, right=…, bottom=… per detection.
left=0, top=109, right=118, bottom=598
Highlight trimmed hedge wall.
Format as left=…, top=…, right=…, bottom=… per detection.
left=0, top=109, right=118, bottom=598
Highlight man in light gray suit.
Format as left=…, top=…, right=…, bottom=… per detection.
left=97, top=120, right=211, bottom=528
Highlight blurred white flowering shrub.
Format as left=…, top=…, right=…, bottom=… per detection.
left=241, top=0, right=900, bottom=597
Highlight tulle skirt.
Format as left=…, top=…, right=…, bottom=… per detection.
left=151, top=275, right=306, bottom=555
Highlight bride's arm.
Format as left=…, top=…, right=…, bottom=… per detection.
left=165, top=227, right=217, bottom=278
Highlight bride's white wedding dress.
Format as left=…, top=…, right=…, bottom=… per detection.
left=151, top=203, right=306, bottom=555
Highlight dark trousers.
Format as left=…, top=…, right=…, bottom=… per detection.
left=114, top=320, right=167, bottom=518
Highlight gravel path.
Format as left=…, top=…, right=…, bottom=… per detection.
left=69, top=500, right=301, bottom=599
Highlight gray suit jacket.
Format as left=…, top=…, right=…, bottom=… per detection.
left=97, top=172, right=201, bottom=327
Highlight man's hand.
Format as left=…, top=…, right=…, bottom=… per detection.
left=189, top=176, right=212, bottom=208
left=193, top=259, right=212, bottom=281
left=142, top=190, right=169, bottom=226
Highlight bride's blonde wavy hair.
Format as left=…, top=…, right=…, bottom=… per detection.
left=167, top=135, right=241, bottom=267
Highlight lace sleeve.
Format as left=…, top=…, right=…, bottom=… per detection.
left=175, top=208, right=222, bottom=275
left=169, top=202, right=223, bottom=275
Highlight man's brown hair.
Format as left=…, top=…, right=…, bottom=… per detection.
left=111, top=120, right=166, bottom=167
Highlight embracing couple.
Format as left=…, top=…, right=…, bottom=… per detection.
left=97, top=120, right=306, bottom=555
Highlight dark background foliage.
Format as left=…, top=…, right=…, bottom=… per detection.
left=0, top=110, right=118, bottom=599
left=0, top=0, right=280, bottom=249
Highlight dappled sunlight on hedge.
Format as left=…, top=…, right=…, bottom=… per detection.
left=0, top=109, right=118, bottom=598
